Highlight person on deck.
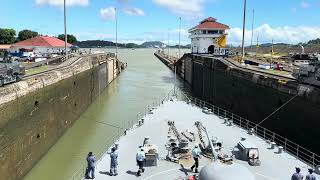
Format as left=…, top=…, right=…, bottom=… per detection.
left=191, top=144, right=201, bottom=173
left=136, top=147, right=146, bottom=176
left=292, top=167, right=304, bottom=180
left=86, top=152, right=96, bottom=179
left=306, top=169, right=317, bottom=180
left=110, top=147, right=118, bottom=176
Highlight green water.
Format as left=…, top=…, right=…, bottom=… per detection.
left=23, top=48, right=190, bottom=180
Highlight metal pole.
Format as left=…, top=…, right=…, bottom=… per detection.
left=250, top=9, right=255, bottom=53
left=179, top=17, right=181, bottom=58
left=203, top=127, right=218, bottom=161
left=116, top=8, right=118, bottom=57
left=64, top=0, right=67, bottom=60
left=241, top=0, right=247, bottom=62
left=271, top=39, right=273, bottom=67
left=168, top=29, right=170, bottom=56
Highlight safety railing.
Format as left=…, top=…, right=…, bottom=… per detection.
left=69, top=90, right=175, bottom=180
left=176, top=90, right=320, bottom=169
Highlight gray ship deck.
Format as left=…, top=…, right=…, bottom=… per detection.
left=93, top=100, right=319, bottom=180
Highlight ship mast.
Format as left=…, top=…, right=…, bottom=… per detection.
left=241, top=0, right=247, bottom=61
left=64, top=0, right=67, bottom=60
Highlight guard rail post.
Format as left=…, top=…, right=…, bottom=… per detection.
left=284, top=139, right=288, bottom=152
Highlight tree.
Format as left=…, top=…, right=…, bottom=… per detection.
left=0, top=28, right=16, bottom=44
left=57, top=34, right=77, bottom=44
left=18, top=29, right=38, bottom=41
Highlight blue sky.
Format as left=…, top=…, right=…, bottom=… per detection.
left=1, top=0, right=320, bottom=45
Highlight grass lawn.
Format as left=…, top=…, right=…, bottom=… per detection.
left=25, top=66, right=52, bottom=75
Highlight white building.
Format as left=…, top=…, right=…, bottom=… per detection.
left=189, top=17, right=230, bottom=55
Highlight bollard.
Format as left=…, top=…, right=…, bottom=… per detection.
left=141, top=118, right=144, bottom=124
left=270, top=142, right=276, bottom=149
left=248, top=128, right=255, bottom=135
left=224, top=118, right=228, bottom=124
left=278, top=146, right=283, bottom=154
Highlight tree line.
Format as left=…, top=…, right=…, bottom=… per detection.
left=0, top=28, right=77, bottom=44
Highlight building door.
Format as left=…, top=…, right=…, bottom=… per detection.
left=208, top=45, right=215, bottom=54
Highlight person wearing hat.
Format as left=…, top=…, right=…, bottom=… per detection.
left=86, top=152, right=96, bottom=179
left=110, top=147, right=118, bottom=176
left=136, top=147, right=146, bottom=176
left=191, top=144, right=201, bottom=173
left=306, top=169, right=317, bottom=180
left=291, top=167, right=303, bottom=180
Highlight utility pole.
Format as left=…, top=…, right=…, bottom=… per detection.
left=178, top=17, right=181, bottom=58
left=174, top=17, right=181, bottom=96
left=271, top=39, right=274, bottom=67
left=241, top=0, right=247, bottom=62
left=64, top=0, right=67, bottom=60
left=116, top=8, right=118, bottom=58
left=168, top=29, right=170, bottom=57
left=250, top=9, right=255, bottom=53
left=256, top=32, right=259, bottom=56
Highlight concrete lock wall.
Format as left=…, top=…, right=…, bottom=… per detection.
left=188, top=55, right=320, bottom=155
left=0, top=55, right=121, bottom=180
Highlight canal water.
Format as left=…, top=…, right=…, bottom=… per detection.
left=24, top=48, right=190, bottom=180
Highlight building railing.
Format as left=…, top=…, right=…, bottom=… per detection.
left=176, top=90, right=320, bottom=170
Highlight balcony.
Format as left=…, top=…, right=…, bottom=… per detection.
left=189, top=33, right=227, bottom=39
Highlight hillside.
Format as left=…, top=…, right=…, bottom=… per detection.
left=141, top=41, right=165, bottom=48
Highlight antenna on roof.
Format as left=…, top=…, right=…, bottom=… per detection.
left=241, top=0, right=247, bottom=62
left=64, top=0, right=67, bottom=60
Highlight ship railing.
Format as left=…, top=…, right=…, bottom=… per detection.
left=176, top=90, right=320, bottom=170
left=69, top=90, right=175, bottom=180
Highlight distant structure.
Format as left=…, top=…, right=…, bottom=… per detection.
left=189, top=17, right=229, bottom=55
left=10, top=36, right=72, bottom=54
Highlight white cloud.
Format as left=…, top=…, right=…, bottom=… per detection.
left=35, top=0, right=89, bottom=7
left=228, top=24, right=320, bottom=45
left=100, top=7, right=116, bottom=21
left=153, top=0, right=204, bottom=17
left=123, top=7, right=145, bottom=16
left=301, top=1, right=310, bottom=8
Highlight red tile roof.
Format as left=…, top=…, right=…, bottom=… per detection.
left=0, top=44, right=12, bottom=49
left=12, top=36, right=72, bottom=47
left=191, top=17, right=229, bottom=30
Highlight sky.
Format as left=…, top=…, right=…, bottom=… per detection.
left=1, top=0, right=320, bottom=45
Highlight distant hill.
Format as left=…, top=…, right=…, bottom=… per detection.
left=141, top=41, right=165, bottom=48
left=307, top=38, right=320, bottom=45
left=230, top=38, right=320, bottom=54
left=75, top=40, right=116, bottom=48
left=75, top=40, right=190, bottom=49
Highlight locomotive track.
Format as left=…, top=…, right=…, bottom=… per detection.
left=22, top=53, right=113, bottom=80
left=22, top=56, right=83, bottom=80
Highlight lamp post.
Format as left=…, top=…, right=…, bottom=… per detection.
left=64, top=0, right=67, bottom=60
left=115, top=7, right=118, bottom=59
left=241, top=0, right=247, bottom=62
